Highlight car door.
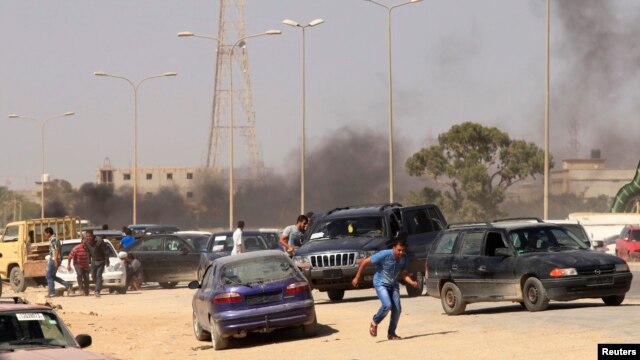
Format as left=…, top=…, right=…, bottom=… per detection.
left=163, top=235, right=200, bottom=281
left=194, top=265, right=215, bottom=325
left=401, top=205, right=445, bottom=274
left=451, top=230, right=485, bottom=299
left=478, top=231, right=518, bottom=299
left=129, top=236, right=164, bottom=282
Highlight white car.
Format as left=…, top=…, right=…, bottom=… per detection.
left=55, top=239, right=127, bottom=295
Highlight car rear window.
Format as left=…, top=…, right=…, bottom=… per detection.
left=221, top=256, right=297, bottom=285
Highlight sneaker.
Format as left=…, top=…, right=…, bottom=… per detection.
left=94, top=292, right=101, bottom=298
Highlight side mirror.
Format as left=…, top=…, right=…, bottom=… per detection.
left=591, top=240, right=604, bottom=249
left=75, top=334, right=92, bottom=348
left=494, top=248, right=512, bottom=257
left=188, top=280, right=201, bottom=289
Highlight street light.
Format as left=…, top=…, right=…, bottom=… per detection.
left=179, top=29, right=281, bottom=230
left=282, top=18, right=324, bottom=215
left=364, top=0, right=422, bottom=203
left=8, top=111, right=75, bottom=218
left=93, top=71, right=177, bottom=224
left=543, top=0, right=550, bottom=220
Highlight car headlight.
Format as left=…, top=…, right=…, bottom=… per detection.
left=293, top=256, right=309, bottom=264
left=356, top=250, right=377, bottom=264
left=549, top=268, right=577, bottom=277
left=615, top=263, right=629, bottom=272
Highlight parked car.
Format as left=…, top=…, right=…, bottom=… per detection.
left=175, top=231, right=212, bottom=252
left=55, top=238, right=128, bottom=295
left=126, top=234, right=200, bottom=288
left=197, top=230, right=271, bottom=280
left=425, top=221, right=633, bottom=315
left=144, top=225, right=180, bottom=235
left=189, top=250, right=317, bottom=350
left=615, top=224, right=640, bottom=261
left=0, top=296, right=116, bottom=359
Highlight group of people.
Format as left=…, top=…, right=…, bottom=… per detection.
left=46, top=228, right=110, bottom=298
left=229, top=214, right=310, bottom=256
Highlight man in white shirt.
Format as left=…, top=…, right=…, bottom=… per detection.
left=231, top=220, right=245, bottom=255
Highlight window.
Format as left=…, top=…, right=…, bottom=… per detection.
left=1, top=225, right=19, bottom=242
left=186, top=173, right=194, bottom=180
left=134, top=237, right=163, bottom=251
left=166, top=173, right=173, bottom=180
left=433, top=232, right=457, bottom=254
left=460, top=231, right=484, bottom=256
left=186, top=191, right=194, bottom=198
left=123, top=173, right=131, bottom=181
left=146, top=173, right=152, bottom=180
left=484, top=232, right=508, bottom=256
left=406, top=209, right=433, bottom=235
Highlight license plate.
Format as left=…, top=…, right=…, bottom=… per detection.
left=587, top=276, right=613, bottom=286
left=322, top=269, right=343, bottom=280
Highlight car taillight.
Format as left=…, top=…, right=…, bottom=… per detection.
left=213, top=292, right=242, bottom=304
left=285, top=282, right=309, bottom=295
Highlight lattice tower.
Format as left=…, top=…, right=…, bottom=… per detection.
left=207, top=0, right=262, bottom=178
left=568, top=116, right=580, bottom=158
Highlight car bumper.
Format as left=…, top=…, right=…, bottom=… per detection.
left=213, top=299, right=316, bottom=337
left=55, top=269, right=127, bottom=290
left=541, top=272, right=633, bottom=301
left=299, top=265, right=375, bottom=291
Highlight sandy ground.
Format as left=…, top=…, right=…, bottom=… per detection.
left=3, top=281, right=639, bottom=360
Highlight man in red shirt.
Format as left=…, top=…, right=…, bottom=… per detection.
left=68, top=241, right=91, bottom=296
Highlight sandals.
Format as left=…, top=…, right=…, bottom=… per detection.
left=387, top=334, right=402, bottom=340
left=369, top=322, right=377, bottom=337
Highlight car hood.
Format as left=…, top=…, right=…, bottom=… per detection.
left=0, top=347, right=117, bottom=360
left=295, top=236, right=387, bottom=255
left=520, top=249, right=625, bottom=268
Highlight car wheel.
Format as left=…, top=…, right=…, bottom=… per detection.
left=158, top=282, right=178, bottom=289
left=193, top=310, right=211, bottom=341
left=327, top=289, right=345, bottom=301
left=210, top=317, right=228, bottom=350
left=406, top=272, right=424, bottom=297
left=9, top=267, right=26, bottom=293
left=116, top=286, right=128, bottom=295
left=602, top=294, right=625, bottom=306
left=522, top=277, right=549, bottom=312
left=440, top=282, right=466, bottom=315
left=302, top=314, right=318, bottom=337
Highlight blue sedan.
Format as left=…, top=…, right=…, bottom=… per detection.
left=189, top=250, right=317, bottom=350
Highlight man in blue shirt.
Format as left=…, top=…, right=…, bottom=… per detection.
left=119, top=227, right=135, bottom=250
left=352, top=231, right=418, bottom=340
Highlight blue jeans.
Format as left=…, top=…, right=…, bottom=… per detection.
left=91, top=262, right=106, bottom=294
left=373, top=284, right=402, bottom=336
left=46, top=260, right=69, bottom=296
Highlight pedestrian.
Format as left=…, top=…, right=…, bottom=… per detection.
left=67, top=241, right=92, bottom=296
left=279, top=215, right=309, bottom=255
left=351, top=231, right=418, bottom=340
left=123, top=252, right=143, bottom=291
left=83, top=229, right=110, bottom=297
left=231, top=220, right=245, bottom=255
left=119, top=227, right=136, bottom=250
left=44, top=227, right=71, bottom=298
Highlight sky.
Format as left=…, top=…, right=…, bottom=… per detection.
left=2, top=0, right=640, bottom=191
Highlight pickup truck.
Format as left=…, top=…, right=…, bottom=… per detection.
left=293, top=203, right=446, bottom=300
left=0, top=217, right=81, bottom=292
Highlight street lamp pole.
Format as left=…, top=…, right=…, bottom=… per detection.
left=282, top=18, right=324, bottom=215
left=365, top=0, right=422, bottom=203
left=93, top=71, right=177, bottom=224
left=178, top=29, right=281, bottom=230
left=8, top=111, right=75, bottom=218
left=543, top=0, right=550, bottom=220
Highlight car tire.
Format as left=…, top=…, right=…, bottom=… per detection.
left=193, top=311, right=211, bottom=341
left=406, top=272, right=424, bottom=297
left=440, top=282, right=466, bottom=315
left=602, top=294, right=625, bottom=306
left=327, top=289, right=345, bottom=301
left=116, top=286, right=128, bottom=295
left=9, top=266, right=26, bottom=293
left=523, top=277, right=550, bottom=312
left=302, top=314, right=318, bottom=337
left=210, top=317, right=228, bottom=350
left=158, top=282, right=178, bottom=289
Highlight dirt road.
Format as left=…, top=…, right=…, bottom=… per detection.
left=3, top=284, right=639, bottom=360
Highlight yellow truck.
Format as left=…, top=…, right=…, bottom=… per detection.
left=0, top=217, right=81, bottom=292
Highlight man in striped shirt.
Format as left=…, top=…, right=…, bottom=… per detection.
left=68, top=241, right=91, bottom=296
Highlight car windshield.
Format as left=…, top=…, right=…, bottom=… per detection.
left=220, top=256, right=298, bottom=285
left=309, top=216, right=385, bottom=240
left=509, top=227, right=589, bottom=253
left=0, top=311, right=76, bottom=349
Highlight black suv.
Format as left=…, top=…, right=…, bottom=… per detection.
left=425, top=221, right=633, bottom=315
left=294, top=203, right=446, bottom=300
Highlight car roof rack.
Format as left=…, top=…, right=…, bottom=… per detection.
left=0, top=296, right=29, bottom=304
left=379, top=203, right=403, bottom=210
left=326, top=206, right=352, bottom=215
left=493, top=217, right=543, bottom=223
left=446, top=222, right=492, bottom=229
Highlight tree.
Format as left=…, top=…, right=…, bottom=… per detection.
left=405, top=122, right=549, bottom=221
